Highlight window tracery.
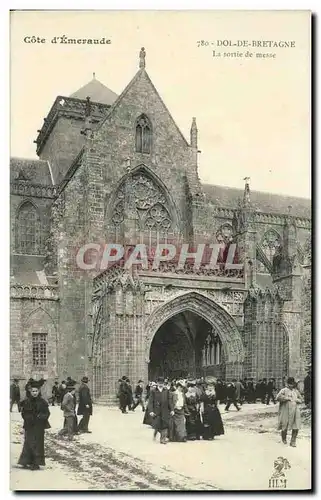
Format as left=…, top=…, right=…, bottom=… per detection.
left=135, top=115, right=151, bottom=154
left=257, top=229, right=282, bottom=273
left=216, top=224, right=233, bottom=245
left=145, top=203, right=171, bottom=230
left=15, top=201, right=42, bottom=255
left=110, top=172, right=173, bottom=233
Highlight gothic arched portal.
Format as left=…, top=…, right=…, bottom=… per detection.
left=145, top=291, right=244, bottom=380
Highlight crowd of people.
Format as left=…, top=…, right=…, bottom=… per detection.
left=116, top=373, right=311, bottom=447
left=116, top=376, right=289, bottom=415
left=10, top=367, right=311, bottom=469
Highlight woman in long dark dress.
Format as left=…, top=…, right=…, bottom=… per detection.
left=185, top=381, right=202, bottom=440
left=200, top=377, right=224, bottom=440
left=18, top=380, right=50, bottom=470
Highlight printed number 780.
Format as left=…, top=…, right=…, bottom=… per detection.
left=197, top=40, right=209, bottom=47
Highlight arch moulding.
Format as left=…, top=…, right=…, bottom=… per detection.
left=144, top=291, right=245, bottom=364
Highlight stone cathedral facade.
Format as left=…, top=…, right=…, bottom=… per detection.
left=10, top=49, right=311, bottom=402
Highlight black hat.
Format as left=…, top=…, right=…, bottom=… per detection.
left=121, top=376, right=127, bottom=381
left=81, top=376, right=89, bottom=383
left=66, top=379, right=77, bottom=390
left=29, top=380, right=44, bottom=389
left=157, top=376, right=164, bottom=383
left=138, top=380, right=143, bottom=383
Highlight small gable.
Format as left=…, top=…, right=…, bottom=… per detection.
left=96, top=64, right=189, bottom=150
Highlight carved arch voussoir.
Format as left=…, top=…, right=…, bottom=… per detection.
left=144, top=291, right=244, bottom=363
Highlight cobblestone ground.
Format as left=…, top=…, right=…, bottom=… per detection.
left=10, top=403, right=311, bottom=491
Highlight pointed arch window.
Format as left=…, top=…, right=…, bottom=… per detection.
left=257, top=229, right=281, bottom=273
left=135, top=115, right=151, bottom=154
left=261, top=229, right=281, bottom=262
left=202, top=331, right=222, bottom=366
left=15, top=201, right=42, bottom=255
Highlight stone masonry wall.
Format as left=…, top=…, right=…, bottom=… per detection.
left=53, top=159, right=92, bottom=381
left=39, top=116, right=86, bottom=184
left=243, top=290, right=287, bottom=383
left=10, top=297, right=59, bottom=400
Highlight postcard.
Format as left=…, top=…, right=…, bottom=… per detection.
left=10, top=10, right=311, bottom=491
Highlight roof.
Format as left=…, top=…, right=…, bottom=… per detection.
left=202, top=184, right=311, bottom=219
left=10, top=157, right=53, bottom=185
left=70, top=77, right=118, bottom=105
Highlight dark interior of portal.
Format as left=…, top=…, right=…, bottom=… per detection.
left=148, top=311, right=225, bottom=381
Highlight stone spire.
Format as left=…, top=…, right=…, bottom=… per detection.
left=243, top=177, right=251, bottom=206
left=139, top=47, right=146, bottom=69
left=190, top=117, right=198, bottom=149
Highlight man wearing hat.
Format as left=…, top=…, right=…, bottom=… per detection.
left=132, top=380, right=146, bottom=412
left=276, top=377, right=303, bottom=447
left=147, top=376, right=175, bottom=444
left=10, top=378, right=21, bottom=412
left=77, top=376, right=93, bottom=433
left=18, top=379, right=50, bottom=470
left=65, top=376, right=79, bottom=433
left=225, top=379, right=241, bottom=412
left=58, top=380, right=67, bottom=404
left=118, top=376, right=131, bottom=414
left=59, top=379, right=77, bottom=440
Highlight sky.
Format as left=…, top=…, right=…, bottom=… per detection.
left=10, top=10, right=311, bottom=198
